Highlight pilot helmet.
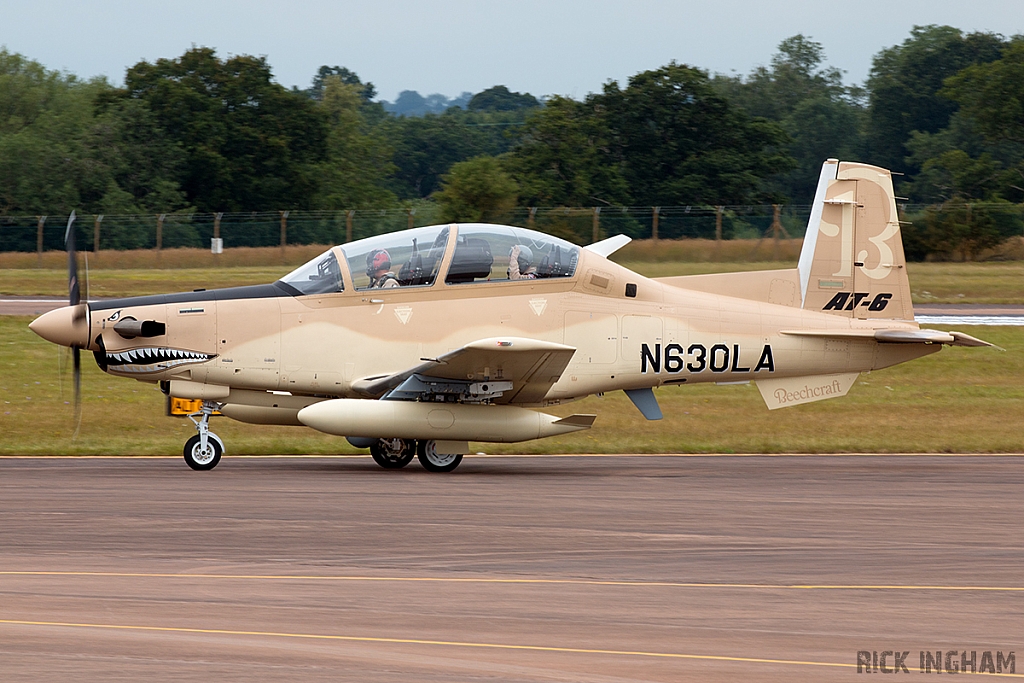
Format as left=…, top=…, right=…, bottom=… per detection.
left=366, top=249, right=392, bottom=276
left=511, top=244, right=533, bottom=272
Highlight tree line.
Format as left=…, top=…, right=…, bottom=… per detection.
left=0, top=25, right=1021, bottom=258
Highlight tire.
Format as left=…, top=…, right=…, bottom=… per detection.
left=417, top=440, right=464, bottom=473
left=184, top=434, right=222, bottom=471
left=370, top=438, right=416, bottom=469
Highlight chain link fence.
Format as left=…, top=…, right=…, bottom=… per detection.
left=1, top=203, right=1021, bottom=257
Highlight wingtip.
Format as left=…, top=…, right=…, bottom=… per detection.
left=949, top=331, right=1001, bottom=350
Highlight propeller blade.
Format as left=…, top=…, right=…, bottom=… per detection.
left=73, top=346, right=81, bottom=413
left=66, top=211, right=79, bottom=307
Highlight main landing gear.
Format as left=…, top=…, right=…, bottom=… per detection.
left=184, top=400, right=224, bottom=471
left=370, top=438, right=416, bottom=469
left=368, top=438, right=464, bottom=473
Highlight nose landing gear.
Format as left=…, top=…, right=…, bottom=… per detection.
left=184, top=400, right=225, bottom=470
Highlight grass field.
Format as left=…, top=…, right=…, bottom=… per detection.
left=2, top=315, right=1019, bottom=455
left=3, top=241, right=1024, bottom=303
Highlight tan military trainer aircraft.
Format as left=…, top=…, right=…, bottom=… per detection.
left=30, top=160, right=990, bottom=472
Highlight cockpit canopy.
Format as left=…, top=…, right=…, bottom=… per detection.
left=343, top=225, right=451, bottom=290
left=278, top=248, right=343, bottom=295
left=444, top=224, right=579, bottom=284
left=278, top=224, right=581, bottom=294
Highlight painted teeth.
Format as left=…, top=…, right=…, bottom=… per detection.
left=106, top=347, right=211, bottom=371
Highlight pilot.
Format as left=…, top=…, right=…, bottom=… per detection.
left=508, top=244, right=536, bottom=280
left=366, top=249, right=400, bottom=288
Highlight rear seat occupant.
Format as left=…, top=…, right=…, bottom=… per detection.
left=509, top=245, right=536, bottom=280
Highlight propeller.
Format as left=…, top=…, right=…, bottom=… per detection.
left=65, top=211, right=83, bottom=423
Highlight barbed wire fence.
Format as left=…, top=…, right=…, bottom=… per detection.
left=1, top=202, right=1022, bottom=260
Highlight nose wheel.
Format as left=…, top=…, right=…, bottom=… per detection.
left=184, top=434, right=222, bottom=470
left=184, top=400, right=225, bottom=470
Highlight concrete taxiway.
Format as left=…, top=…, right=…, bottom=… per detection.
left=1, top=455, right=1021, bottom=681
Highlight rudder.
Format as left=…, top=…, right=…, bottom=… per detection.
left=798, top=159, right=914, bottom=321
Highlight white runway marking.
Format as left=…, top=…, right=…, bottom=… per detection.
left=918, top=315, right=1024, bottom=325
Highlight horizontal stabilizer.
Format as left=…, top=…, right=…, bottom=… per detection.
left=948, top=331, right=997, bottom=348
left=780, top=328, right=994, bottom=347
left=875, top=329, right=958, bottom=344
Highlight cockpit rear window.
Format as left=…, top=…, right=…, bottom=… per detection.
left=445, top=225, right=579, bottom=284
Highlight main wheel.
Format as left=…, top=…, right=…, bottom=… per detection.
left=184, top=434, right=222, bottom=471
left=417, top=440, right=464, bottom=473
left=370, top=438, right=416, bottom=469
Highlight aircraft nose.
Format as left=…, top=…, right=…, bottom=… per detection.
left=29, top=305, right=91, bottom=348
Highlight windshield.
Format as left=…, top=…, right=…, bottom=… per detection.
left=445, top=224, right=580, bottom=284
left=342, top=225, right=450, bottom=290
left=278, top=249, right=344, bottom=295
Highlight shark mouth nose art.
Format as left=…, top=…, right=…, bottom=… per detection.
left=105, top=347, right=215, bottom=374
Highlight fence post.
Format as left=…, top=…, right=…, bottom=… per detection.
left=280, top=211, right=289, bottom=259
left=94, top=215, right=103, bottom=255
left=965, top=202, right=973, bottom=261
left=346, top=210, right=354, bottom=243
left=771, top=204, right=783, bottom=260
left=527, top=207, right=537, bottom=230
left=651, top=207, right=660, bottom=241
left=715, top=206, right=723, bottom=255
left=407, top=208, right=415, bottom=230
left=592, top=207, right=601, bottom=244
left=154, top=214, right=164, bottom=262
left=213, top=212, right=223, bottom=257
left=36, top=215, right=46, bottom=267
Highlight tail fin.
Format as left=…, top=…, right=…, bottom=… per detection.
left=798, top=160, right=914, bottom=321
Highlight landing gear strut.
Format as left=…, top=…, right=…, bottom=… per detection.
left=370, top=438, right=415, bottom=469
left=184, top=400, right=224, bottom=470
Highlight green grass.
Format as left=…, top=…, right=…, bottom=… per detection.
left=2, top=315, right=1019, bottom=455
left=905, top=262, right=1024, bottom=304
left=0, top=266, right=292, bottom=299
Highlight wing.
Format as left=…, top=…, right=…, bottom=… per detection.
left=351, top=337, right=576, bottom=404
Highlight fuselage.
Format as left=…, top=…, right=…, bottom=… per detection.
left=61, top=242, right=933, bottom=407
